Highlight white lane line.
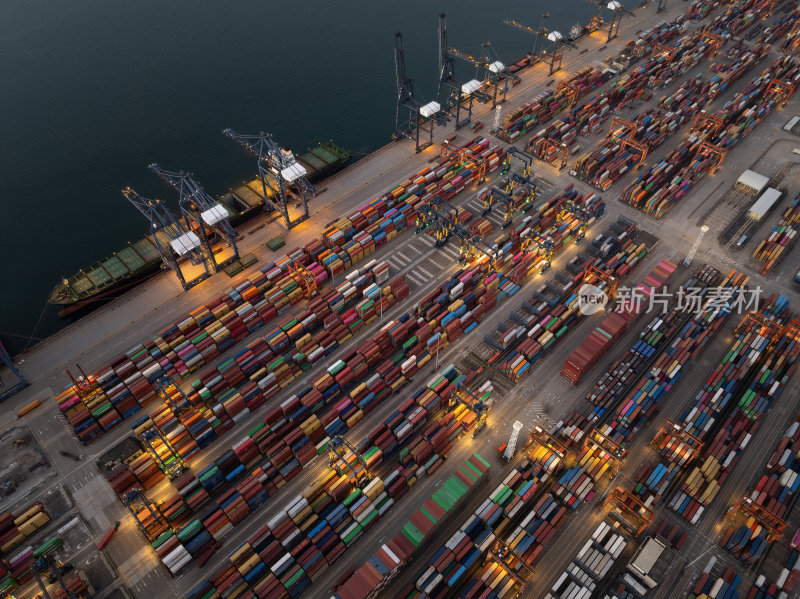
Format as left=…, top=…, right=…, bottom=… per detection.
left=441, top=245, right=459, bottom=258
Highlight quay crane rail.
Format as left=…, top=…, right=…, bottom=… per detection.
left=394, top=32, right=443, bottom=153
left=122, top=187, right=211, bottom=290
left=438, top=13, right=488, bottom=129
left=148, top=165, right=241, bottom=270
left=223, top=129, right=316, bottom=229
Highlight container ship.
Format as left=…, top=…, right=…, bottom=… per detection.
left=48, top=142, right=350, bottom=317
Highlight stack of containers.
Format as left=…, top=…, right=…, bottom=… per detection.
left=687, top=561, right=743, bottom=599
left=752, top=196, right=799, bottom=274
left=587, top=303, right=688, bottom=422
left=501, top=492, right=569, bottom=572
left=544, top=521, right=629, bottom=599
left=0, top=503, right=49, bottom=555
left=333, top=454, right=490, bottom=599
left=5, top=546, right=35, bottom=590
left=576, top=78, right=708, bottom=189
left=498, top=67, right=608, bottom=142
left=623, top=55, right=800, bottom=218
left=597, top=270, right=750, bottom=444
left=561, top=312, right=635, bottom=385
left=59, top=134, right=500, bottom=445
left=671, top=296, right=797, bottom=523
left=761, top=414, right=800, bottom=517
left=501, top=219, right=646, bottom=383
left=745, top=573, right=797, bottom=598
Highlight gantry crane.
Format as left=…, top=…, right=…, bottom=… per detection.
left=440, top=139, right=488, bottom=181
left=483, top=187, right=516, bottom=227
left=697, top=141, right=726, bottom=173
left=587, top=0, right=633, bottom=42
left=448, top=41, right=517, bottom=108
left=557, top=80, right=581, bottom=109
left=328, top=435, right=371, bottom=487
left=521, top=232, right=556, bottom=272
left=415, top=196, right=460, bottom=246
left=32, top=555, right=79, bottom=599
left=605, top=487, right=655, bottom=537
left=0, top=340, right=28, bottom=402
left=394, top=32, right=442, bottom=153
left=608, top=117, right=649, bottom=166
left=652, top=43, right=677, bottom=62
left=584, top=265, right=618, bottom=298
left=504, top=16, right=576, bottom=75
left=692, top=111, right=724, bottom=137
left=766, top=79, right=796, bottom=106
left=535, top=137, right=570, bottom=170
left=148, top=165, right=240, bottom=271
left=288, top=262, right=318, bottom=299
left=700, top=32, right=723, bottom=56
left=510, top=173, right=537, bottom=213
left=727, top=497, right=787, bottom=544
left=438, top=13, right=488, bottom=129
left=223, top=129, right=316, bottom=229
left=131, top=415, right=187, bottom=480
left=449, top=384, right=490, bottom=436
left=503, top=146, right=535, bottom=178
left=786, top=21, right=800, bottom=56
left=494, top=540, right=536, bottom=577
left=122, top=187, right=211, bottom=290
left=154, top=374, right=191, bottom=414
left=559, top=199, right=593, bottom=242
left=122, top=488, right=167, bottom=541
left=503, top=14, right=552, bottom=68
left=651, top=420, right=704, bottom=466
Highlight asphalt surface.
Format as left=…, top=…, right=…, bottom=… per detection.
left=2, top=0, right=800, bottom=597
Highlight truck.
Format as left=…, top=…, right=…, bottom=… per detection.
left=16, top=399, right=41, bottom=418
left=96, top=521, right=120, bottom=550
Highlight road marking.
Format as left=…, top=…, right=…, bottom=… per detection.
left=441, top=245, right=459, bottom=258
left=417, top=266, right=434, bottom=278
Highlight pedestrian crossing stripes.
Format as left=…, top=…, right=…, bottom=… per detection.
left=405, top=272, right=425, bottom=285
left=440, top=244, right=459, bottom=258
left=417, top=266, right=433, bottom=278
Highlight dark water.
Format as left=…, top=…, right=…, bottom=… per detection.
left=0, top=0, right=614, bottom=355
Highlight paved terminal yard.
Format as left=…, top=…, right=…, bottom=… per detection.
left=1, top=0, right=800, bottom=597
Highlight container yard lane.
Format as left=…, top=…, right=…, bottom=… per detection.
left=3, top=0, right=800, bottom=597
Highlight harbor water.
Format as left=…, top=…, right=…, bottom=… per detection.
left=0, top=0, right=618, bottom=355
